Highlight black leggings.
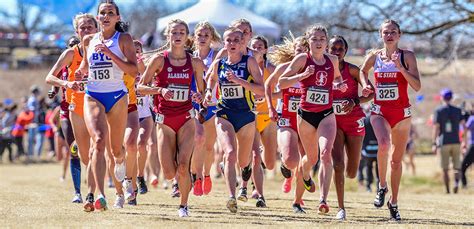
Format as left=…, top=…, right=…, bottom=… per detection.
left=461, top=144, right=474, bottom=186
left=13, top=136, right=25, bottom=157
left=0, top=138, right=14, bottom=161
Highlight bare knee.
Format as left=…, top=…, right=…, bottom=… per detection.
left=333, top=159, right=345, bottom=174
left=282, top=152, right=299, bottom=170
left=224, top=152, right=237, bottom=165
left=177, top=163, right=189, bottom=176
left=320, top=148, right=332, bottom=165
left=346, top=168, right=357, bottom=179
left=391, top=160, right=402, bottom=170
left=162, top=167, right=176, bottom=180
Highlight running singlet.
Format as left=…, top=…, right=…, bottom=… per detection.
left=217, top=55, right=255, bottom=111
left=299, top=54, right=334, bottom=113
left=373, top=52, right=409, bottom=109
left=68, top=45, right=86, bottom=102
left=86, top=31, right=126, bottom=93
left=279, top=83, right=303, bottom=127
left=153, top=51, right=193, bottom=115
left=332, top=62, right=362, bottom=116
left=193, top=49, right=218, bottom=104
left=136, top=74, right=152, bottom=119
left=124, top=73, right=137, bottom=105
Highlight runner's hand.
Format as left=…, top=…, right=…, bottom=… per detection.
left=299, top=65, right=315, bottom=81
left=269, top=107, right=279, bottom=122
left=161, top=88, right=173, bottom=101
left=192, top=92, right=202, bottom=103
left=342, top=99, right=355, bottom=113
left=362, top=85, right=374, bottom=97
left=225, top=70, right=240, bottom=84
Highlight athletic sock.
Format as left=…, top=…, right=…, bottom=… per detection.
left=70, top=157, right=81, bottom=194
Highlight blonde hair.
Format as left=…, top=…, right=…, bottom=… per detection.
left=163, top=19, right=190, bottom=37
left=194, top=21, right=221, bottom=45
left=268, top=33, right=308, bottom=65
left=73, top=13, right=97, bottom=31
left=379, top=19, right=401, bottom=34
left=304, top=24, right=328, bottom=39
left=223, top=27, right=244, bottom=39
left=230, top=18, right=252, bottom=32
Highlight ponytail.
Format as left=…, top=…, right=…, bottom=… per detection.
left=115, top=21, right=129, bottom=33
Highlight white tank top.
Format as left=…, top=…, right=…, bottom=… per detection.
left=86, top=31, right=126, bottom=93
left=137, top=95, right=152, bottom=119
left=195, top=49, right=218, bottom=105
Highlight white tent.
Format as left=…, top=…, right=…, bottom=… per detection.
left=156, top=0, right=281, bottom=39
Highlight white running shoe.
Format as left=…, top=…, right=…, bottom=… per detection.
left=72, top=193, right=83, bottom=203
left=178, top=206, right=190, bottom=217
left=336, top=208, right=346, bottom=221
left=114, top=161, right=126, bottom=182
left=113, top=194, right=125, bottom=209
left=123, top=179, right=136, bottom=201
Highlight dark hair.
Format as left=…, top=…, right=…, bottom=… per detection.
left=329, top=35, right=349, bottom=54
left=98, top=0, right=129, bottom=33
left=251, top=35, right=269, bottom=62
left=67, top=36, right=80, bottom=48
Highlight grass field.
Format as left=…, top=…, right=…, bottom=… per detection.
left=0, top=155, right=473, bottom=227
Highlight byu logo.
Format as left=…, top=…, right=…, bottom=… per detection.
left=92, top=52, right=112, bottom=61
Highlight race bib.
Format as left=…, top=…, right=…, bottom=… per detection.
left=89, top=62, right=114, bottom=81
left=137, top=97, right=144, bottom=107
left=76, top=80, right=88, bottom=94
left=68, top=103, right=76, bottom=111
left=278, top=118, right=291, bottom=127
left=370, top=103, right=381, bottom=114
left=155, top=113, right=164, bottom=124
left=305, top=87, right=329, bottom=105
left=168, top=84, right=189, bottom=102
left=287, top=98, right=300, bottom=113
left=376, top=83, right=399, bottom=101
left=404, top=107, right=412, bottom=118
left=221, top=84, right=244, bottom=99
left=332, top=100, right=348, bottom=115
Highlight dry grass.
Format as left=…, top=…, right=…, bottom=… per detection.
left=0, top=155, right=473, bottom=227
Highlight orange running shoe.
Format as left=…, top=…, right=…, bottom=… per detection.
left=203, top=176, right=212, bottom=195
left=193, top=179, right=203, bottom=196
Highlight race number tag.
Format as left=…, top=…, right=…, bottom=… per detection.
left=155, top=113, right=164, bottom=124
left=137, top=97, right=144, bottom=107
left=332, top=100, right=348, bottom=115
left=370, top=103, right=381, bottom=114
left=306, top=87, right=329, bottom=105
left=89, top=63, right=114, bottom=81
left=376, top=83, right=399, bottom=101
left=404, top=107, right=412, bottom=118
left=221, top=84, right=244, bottom=99
left=168, top=84, right=189, bottom=102
left=278, top=118, right=291, bottom=127
left=76, top=80, right=88, bottom=94
left=288, top=98, right=300, bottom=113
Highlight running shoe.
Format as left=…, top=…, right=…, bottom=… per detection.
left=171, top=183, right=180, bottom=198
left=335, top=208, right=346, bottom=220
left=453, top=185, right=459, bottom=194
left=113, top=194, right=125, bottom=209
left=292, top=203, right=306, bottom=214
left=128, top=191, right=137, bottom=206
left=256, top=196, right=267, bottom=208
left=94, top=195, right=107, bottom=211
left=226, top=197, right=238, bottom=213
left=83, top=193, right=94, bottom=212
left=203, top=175, right=212, bottom=195
left=237, top=187, right=248, bottom=202
left=137, top=176, right=148, bottom=194
left=70, top=143, right=78, bottom=157
left=303, top=177, right=316, bottom=193
left=241, top=164, right=252, bottom=182
left=151, top=177, right=159, bottom=188
left=374, top=186, right=388, bottom=208
left=123, top=179, right=136, bottom=201
left=282, top=177, right=292, bottom=193
left=280, top=164, right=292, bottom=179
left=193, top=178, right=203, bottom=196
left=114, top=161, right=126, bottom=182
left=387, top=201, right=401, bottom=222
left=178, top=205, right=190, bottom=217
left=72, top=193, right=83, bottom=203
left=318, top=200, right=330, bottom=215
